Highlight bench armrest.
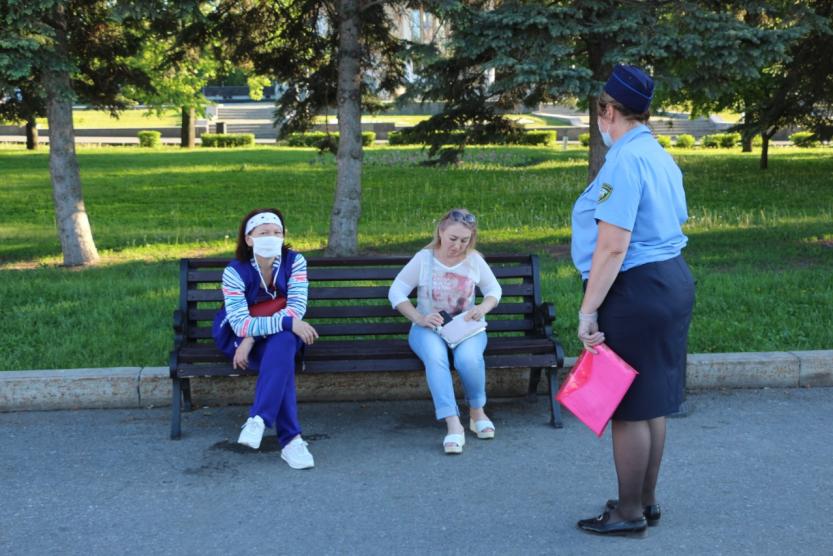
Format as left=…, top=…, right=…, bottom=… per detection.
left=168, top=350, right=180, bottom=377
left=171, top=310, right=185, bottom=377
left=173, top=309, right=185, bottom=335
left=535, top=302, right=556, bottom=327
left=554, top=338, right=565, bottom=368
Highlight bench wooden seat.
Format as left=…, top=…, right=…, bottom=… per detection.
left=170, top=254, right=565, bottom=438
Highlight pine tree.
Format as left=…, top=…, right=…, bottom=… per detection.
left=0, top=0, right=150, bottom=266
left=193, top=0, right=411, bottom=255
left=408, top=0, right=793, bottom=179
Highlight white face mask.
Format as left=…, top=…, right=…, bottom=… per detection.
left=251, top=236, right=283, bottom=258
left=598, top=116, right=613, bottom=148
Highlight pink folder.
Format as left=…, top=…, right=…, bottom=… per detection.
left=555, top=344, right=638, bottom=437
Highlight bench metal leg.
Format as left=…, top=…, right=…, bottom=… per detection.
left=527, top=367, right=542, bottom=402
left=171, top=378, right=182, bottom=440
left=547, top=367, right=564, bottom=428
left=182, top=378, right=193, bottom=412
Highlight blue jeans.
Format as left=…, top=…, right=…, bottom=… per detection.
left=408, top=324, right=488, bottom=420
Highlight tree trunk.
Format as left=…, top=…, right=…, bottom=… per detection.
left=326, top=0, right=363, bottom=256
left=25, top=118, right=38, bottom=150
left=43, top=6, right=99, bottom=266
left=587, top=95, right=607, bottom=182
left=181, top=106, right=196, bottom=148
left=741, top=132, right=753, bottom=153
left=586, top=41, right=610, bottom=183
left=760, top=130, right=774, bottom=170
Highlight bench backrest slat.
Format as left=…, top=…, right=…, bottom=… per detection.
left=187, top=318, right=536, bottom=340
left=186, top=265, right=534, bottom=283
left=186, top=254, right=533, bottom=268
left=181, top=255, right=541, bottom=343
left=187, top=301, right=535, bottom=321
left=187, top=283, right=535, bottom=303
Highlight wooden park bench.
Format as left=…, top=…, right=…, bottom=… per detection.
left=169, top=254, right=565, bottom=439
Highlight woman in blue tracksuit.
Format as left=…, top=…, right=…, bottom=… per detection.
left=212, top=208, right=319, bottom=470
left=572, top=65, right=695, bottom=535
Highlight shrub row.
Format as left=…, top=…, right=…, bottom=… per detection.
left=789, top=131, right=819, bottom=148
left=674, top=132, right=819, bottom=148
left=579, top=131, right=752, bottom=149
left=387, top=129, right=557, bottom=146
left=286, top=131, right=376, bottom=148
left=674, top=134, right=695, bottom=148
left=121, top=127, right=832, bottom=152
left=701, top=132, right=741, bottom=148
left=656, top=135, right=672, bottom=148
left=137, top=130, right=161, bottom=148
left=201, top=133, right=255, bottom=147
left=579, top=131, right=682, bottom=149
left=388, top=130, right=462, bottom=146
left=516, top=130, right=558, bottom=146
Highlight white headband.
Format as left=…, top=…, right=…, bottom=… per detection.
left=245, top=212, right=283, bottom=235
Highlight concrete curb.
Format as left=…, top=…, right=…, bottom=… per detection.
left=1, top=350, right=831, bottom=412
left=0, top=368, right=143, bottom=411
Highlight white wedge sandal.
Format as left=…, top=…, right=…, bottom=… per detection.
left=469, top=419, right=495, bottom=439
left=443, top=433, right=465, bottom=454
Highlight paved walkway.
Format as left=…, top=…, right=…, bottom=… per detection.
left=2, top=388, right=831, bottom=555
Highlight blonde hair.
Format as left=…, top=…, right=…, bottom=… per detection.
left=426, top=208, right=478, bottom=253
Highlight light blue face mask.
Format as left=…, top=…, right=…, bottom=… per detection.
left=598, top=117, right=613, bottom=147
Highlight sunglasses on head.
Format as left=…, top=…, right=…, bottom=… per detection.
left=448, top=210, right=476, bottom=224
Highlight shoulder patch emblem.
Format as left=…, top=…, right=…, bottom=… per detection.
left=598, top=183, right=613, bottom=203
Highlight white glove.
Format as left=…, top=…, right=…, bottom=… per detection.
left=577, top=311, right=605, bottom=353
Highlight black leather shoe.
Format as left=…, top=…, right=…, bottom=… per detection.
left=606, top=499, right=661, bottom=525
left=577, top=511, right=647, bottom=536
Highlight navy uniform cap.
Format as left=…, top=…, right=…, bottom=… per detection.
left=604, top=65, right=654, bottom=114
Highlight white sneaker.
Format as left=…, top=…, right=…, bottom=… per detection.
left=281, top=436, right=315, bottom=469
left=237, top=416, right=265, bottom=449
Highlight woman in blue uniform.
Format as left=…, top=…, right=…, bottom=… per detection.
left=212, top=208, right=319, bottom=470
left=571, top=65, right=695, bottom=535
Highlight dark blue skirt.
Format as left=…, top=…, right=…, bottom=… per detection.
left=597, top=255, right=695, bottom=421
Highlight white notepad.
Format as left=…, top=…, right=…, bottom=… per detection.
left=437, top=313, right=487, bottom=348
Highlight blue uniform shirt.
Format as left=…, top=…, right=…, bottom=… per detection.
left=571, top=124, right=688, bottom=280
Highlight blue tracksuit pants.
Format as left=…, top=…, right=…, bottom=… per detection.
left=218, top=331, right=302, bottom=447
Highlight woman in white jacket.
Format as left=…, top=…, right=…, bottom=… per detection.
left=388, top=209, right=502, bottom=454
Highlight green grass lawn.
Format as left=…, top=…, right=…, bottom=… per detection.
left=523, top=114, right=573, bottom=126
left=711, top=111, right=743, bottom=123
left=660, top=104, right=743, bottom=123
left=2, top=109, right=570, bottom=130
left=312, top=114, right=569, bottom=127
left=1, top=108, right=182, bottom=129
left=314, top=114, right=431, bottom=126
left=1, top=144, right=831, bottom=371
left=72, top=109, right=182, bottom=128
